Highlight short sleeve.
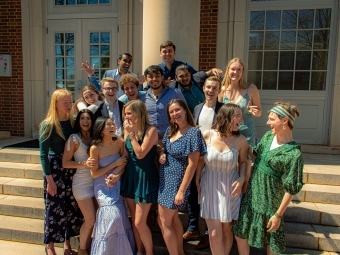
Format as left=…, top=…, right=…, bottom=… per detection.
left=282, top=151, right=304, bottom=195
left=183, top=128, right=207, bottom=157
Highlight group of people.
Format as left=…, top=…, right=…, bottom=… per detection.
left=40, top=40, right=304, bottom=255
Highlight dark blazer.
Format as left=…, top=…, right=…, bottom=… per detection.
left=97, top=100, right=125, bottom=124
left=193, top=101, right=224, bottom=125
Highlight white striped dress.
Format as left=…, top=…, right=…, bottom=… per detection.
left=200, top=135, right=241, bottom=222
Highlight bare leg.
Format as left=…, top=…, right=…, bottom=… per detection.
left=158, top=204, right=179, bottom=255
left=267, top=245, right=278, bottom=255
left=222, top=222, right=233, bottom=255
left=63, top=240, right=72, bottom=255
left=172, top=212, right=184, bottom=254
left=126, top=198, right=145, bottom=254
left=77, top=197, right=96, bottom=250
left=235, top=236, right=250, bottom=255
left=45, top=243, right=57, bottom=255
left=242, top=159, right=252, bottom=194
left=135, top=202, right=153, bottom=255
left=206, top=218, right=224, bottom=255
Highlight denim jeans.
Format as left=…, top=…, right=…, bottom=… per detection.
left=187, top=175, right=200, bottom=232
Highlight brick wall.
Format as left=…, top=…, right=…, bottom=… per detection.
left=0, top=0, right=24, bottom=136
left=199, top=0, right=219, bottom=71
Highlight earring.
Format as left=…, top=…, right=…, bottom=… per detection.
left=283, top=125, right=286, bottom=130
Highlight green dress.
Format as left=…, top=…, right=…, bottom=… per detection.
left=120, top=133, right=158, bottom=203
left=232, top=131, right=304, bottom=254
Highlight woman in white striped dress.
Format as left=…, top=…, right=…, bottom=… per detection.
left=196, top=103, right=248, bottom=255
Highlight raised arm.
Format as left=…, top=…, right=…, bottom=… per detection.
left=248, top=83, right=262, bottom=117
left=128, top=126, right=158, bottom=159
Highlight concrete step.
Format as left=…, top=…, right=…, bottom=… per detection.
left=0, top=177, right=43, bottom=198
left=293, top=183, right=340, bottom=205
left=0, top=149, right=40, bottom=164
left=304, top=164, right=340, bottom=186
left=0, top=162, right=42, bottom=180
left=301, top=145, right=340, bottom=155
left=286, top=201, right=340, bottom=227
left=0, top=215, right=78, bottom=248
left=0, top=240, right=64, bottom=255
left=0, top=195, right=44, bottom=219
left=285, top=222, right=340, bottom=252
left=284, top=247, right=340, bottom=255
left=0, top=131, right=11, bottom=140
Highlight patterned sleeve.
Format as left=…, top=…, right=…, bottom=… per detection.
left=162, top=126, right=171, bottom=153
left=282, top=150, right=304, bottom=195
left=183, top=128, right=207, bottom=157
left=253, top=131, right=271, bottom=156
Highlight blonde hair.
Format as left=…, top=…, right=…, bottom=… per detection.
left=270, top=101, right=300, bottom=129
left=101, top=77, right=119, bottom=87
left=39, top=89, right=74, bottom=141
left=221, top=58, right=247, bottom=90
left=123, top=100, right=152, bottom=140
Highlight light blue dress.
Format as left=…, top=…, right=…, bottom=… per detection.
left=91, top=153, right=135, bottom=255
left=223, top=92, right=256, bottom=146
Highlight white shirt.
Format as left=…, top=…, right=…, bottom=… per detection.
left=198, top=105, right=216, bottom=133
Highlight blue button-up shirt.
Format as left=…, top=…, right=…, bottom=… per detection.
left=144, top=86, right=186, bottom=137
left=158, top=60, right=197, bottom=80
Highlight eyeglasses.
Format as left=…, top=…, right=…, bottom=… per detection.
left=103, top=87, right=118, bottom=92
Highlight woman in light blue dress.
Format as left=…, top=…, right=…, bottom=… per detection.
left=89, top=117, right=135, bottom=255
left=218, top=58, right=262, bottom=193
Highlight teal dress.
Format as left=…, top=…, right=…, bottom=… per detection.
left=120, top=132, right=158, bottom=203
left=223, top=92, right=256, bottom=146
left=232, top=131, right=304, bottom=254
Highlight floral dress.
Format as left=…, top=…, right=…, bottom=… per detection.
left=232, top=131, right=304, bottom=254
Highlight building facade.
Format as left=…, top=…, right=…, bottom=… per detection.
left=0, top=0, right=339, bottom=145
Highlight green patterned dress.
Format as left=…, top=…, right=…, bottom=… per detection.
left=232, top=131, right=304, bottom=254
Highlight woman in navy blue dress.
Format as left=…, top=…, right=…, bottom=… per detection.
left=158, top=99, right=206, bottom=255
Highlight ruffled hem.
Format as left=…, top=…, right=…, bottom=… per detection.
left=232, top=205, right=285, bottom=254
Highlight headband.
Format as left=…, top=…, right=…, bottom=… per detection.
left=270, top=105, right=295, bottom=122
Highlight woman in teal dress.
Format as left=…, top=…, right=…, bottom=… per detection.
left=218, top=58, right=262, bottom=193
left=120, top=100, right=159, bottom=255
left=233, top=102, right=304, bottom=255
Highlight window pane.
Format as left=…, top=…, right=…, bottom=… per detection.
left=313, top=29, right=330, bottom=50
left=56, top=81, right=64, bottom=88
left=65, top=33, right=74, bottom=44
left=249, top=32, right=264, bottom=50
left=248, top=52, right=263, bottom=70
left=90, top=33, right=99, bottom=43
left=263, top=52, right=278, bottom=70
left=315, top=9, right=331, bottom=29
left=89, top=0, right=98, bottom=3
left=312, top=51, right=328, bottom=70
left=294, top=72, right=310, bottom=90
left=66, top=57, right=74, bottom=68
left=297, top=30, right=313, bottom=50
left=56, top=69, right=64, bottom=79
left=263, top=71, right=277, bottom=90
left=266, top=11, right=281, bottom=30
left=100, top=0, right=110, bottom=3
left=100, top=69, right=107, bottom=79
left=66, top=81, right=75, bottom=90
left=248, top=71, right=262, bottom=88
left=90, top=57, right=99, bottom=68
left=311, top=72, right=326, bottom=90
left=295, top=51, right=311, bottom=70
left=279, top=52, right=294, bottom=70
left=280, top=31, right=296, bottom=50
left=55, top=0, right=64, bottom=5
left=282, top=10, right=297, bottom=29
left=55, top=46, right=64, bottom=56
left=66, top=0, right=76, bottom=5
left=77, top=0, right=86, bottom=4
left=55, top=33, right=64, bottom=44
left=56, top=58, right=64, bottom=68
left=264, top=31, right=279, bottom=50
left=101, top=57, right=110, bottom=68
left=101, top=45, right=110, bottom=56
left=65, top=45, right=74, bottom=56
left=250, top=11, right=265, bottom=30
left=90, top=45, right=99, bottom=55
left=101, top=32, right=110, bottom=43
left=278, top=72, right=293, bottom=90
left=66, top=69, right=75, bottom=79
left=298, top=9, right=314, bottom=29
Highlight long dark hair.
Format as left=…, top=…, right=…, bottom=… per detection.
left=73, top=109, right=95, bottom=138
left=212, top=103, right=241, bottom=137
left=91, top=117, right=117, bottom=147
left=166, top=99, right=196, bottom=138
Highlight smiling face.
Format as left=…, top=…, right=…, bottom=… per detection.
left=102, top=118, right=116, bottom=137
left=203, top=80, right=220, bottom=101
left=231, top=108, right=243, bottom=131
left=56, top=95, right=72, bottom=116
left=176, top=69, right=191, bottom=87
left=267, top=112, right=287, bottom=135
left=146, top=72, right=163, bottom=90
left=79, top=112, right=92, bottom=132
left=228, top=61, right=244, bottom=84
left=160, top=46, right=176, bottom=65
left=83, top=89, right=99, bottom=105
left=117, top=54, right=132, bottom=74
left=123, top=82, right=139, bottom=101
left=124, top=105, right=137, bottom=123
left=102, top=81, right=119, bottom=100
left=168, top=102, right=187, bottom=125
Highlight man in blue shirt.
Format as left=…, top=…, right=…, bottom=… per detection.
left=81, top=52, right=137, bottom=98
left=158, top=41, right=197, bottom=86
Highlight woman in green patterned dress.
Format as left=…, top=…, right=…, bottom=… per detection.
left=233, top=101, right=304, bottom=255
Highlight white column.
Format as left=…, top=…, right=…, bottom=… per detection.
left=142, top=0, right=200, bottom=72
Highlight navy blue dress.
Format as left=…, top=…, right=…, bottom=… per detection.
left=158, top=127, right=206, bottom=210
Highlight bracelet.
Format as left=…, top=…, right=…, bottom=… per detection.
left=129, top=132, right=136, bottom=140
left=274, top=212, right=283, bottom=218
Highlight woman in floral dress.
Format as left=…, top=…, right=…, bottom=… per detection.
left=233, top=101, right=304, bottom=255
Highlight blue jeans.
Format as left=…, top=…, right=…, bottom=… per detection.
left=187, top=176, right=200, bottom=232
